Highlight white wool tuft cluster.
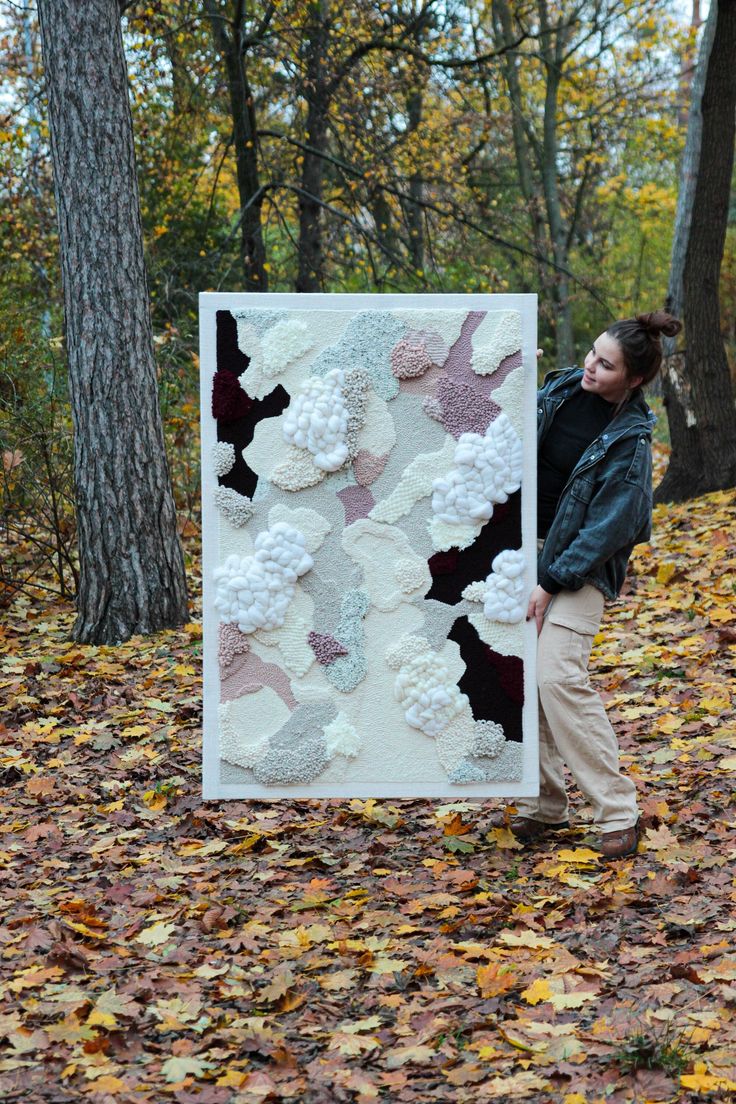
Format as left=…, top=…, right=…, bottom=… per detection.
left=261, top=318, right=313, bottom=377
left=473, top=719, right=506, bottom=758
left=213, top=522, right=313, bottom=633
left=323, top=712, right=362, bottom=758
left=431, top=413, right=523, bottom=525
left=212, top=441, right=236, bottom=477
left=482, top=549, right=526, bottom=622
left=392, top=636, right=466, bottom=737
left=282, top=367, right=349, bottom=471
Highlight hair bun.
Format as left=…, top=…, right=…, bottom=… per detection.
left=636, top=310, right=682, bottom=339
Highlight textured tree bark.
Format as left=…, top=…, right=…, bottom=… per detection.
left=296, top=1, right=330, bottom=293
left=38, top=0, right=188, bottom=643
left=656, top=0, right=736, bottom=502
left=205, top=0, right=269, bottom=292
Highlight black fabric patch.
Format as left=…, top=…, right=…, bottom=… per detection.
left=426, top=490, right=522, bottom=605
left=216, top=310, right=250, bottom=375
left=448, top=615, right=523, bottom=743
left=214, top=311, right=290, bottom=499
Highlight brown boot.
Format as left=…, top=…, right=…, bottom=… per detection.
left=599, top=819, right=640, bottom=860
left=489, top=811, right=569, bottom=843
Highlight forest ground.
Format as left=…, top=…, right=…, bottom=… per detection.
left=1, top=446, right=736, bottom=1104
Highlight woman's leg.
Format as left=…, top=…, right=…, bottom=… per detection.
left=536, top=586, right=639, bottom=833
left=513, top=703, right=569, bottom=823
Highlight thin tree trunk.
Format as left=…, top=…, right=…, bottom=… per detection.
left=38, top=0, right=188, bottom=643
left=206, top=0, right=268, bottom=292
left=296, top=1, right=330, bottom=293
left=538, top=0, right=574, bottom=369
left=657, top=0, right=736, bottom=502
left=492, top=0, right=550, bottom=297
left=403, top=80, right=425, bottom=274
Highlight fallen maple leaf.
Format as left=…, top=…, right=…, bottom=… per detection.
left=521, top=977, right=553, bottom=1004
left=644, top=824, right=679, bottom=850
left=160, top=1055, right=208, bottom=1083
left=135, top=921, right=176, bottom=947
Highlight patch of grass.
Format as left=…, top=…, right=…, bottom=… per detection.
left=613, top=1027, right=690, bottom=1076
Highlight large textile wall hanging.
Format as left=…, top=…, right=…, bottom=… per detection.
left=200, top=294, right=538, bottom=798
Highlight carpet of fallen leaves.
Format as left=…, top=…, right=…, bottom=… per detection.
left=2, top=460, right=736, bottom=1104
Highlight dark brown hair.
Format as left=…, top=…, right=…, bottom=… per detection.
left=606, top=310, right=682, bottom=387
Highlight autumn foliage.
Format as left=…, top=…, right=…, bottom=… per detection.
left=2, top=449, right=736, bottom=1101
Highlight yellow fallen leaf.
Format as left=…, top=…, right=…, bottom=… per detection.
left=656, top=714, right=684, bottom=735
left=656, top=562, right=677, bottom=584
left=86, top=1009, right=117, bottom=1028
left=142, top=790, right=167, bottom=811
left=681, top=1064, right=736, bottom=1092
left=84, top=1076, right=126, bottom=1093
left=498, top=930, right=555, bottom=949
left=521, top=977, right=552, bottom=1005
left=216, top=1069, right=248, bottom=1088
left=135, top=921, right=176, bottom=947
left=489, top=826, right=524, bottom=850
left=121, top=725, right=149, bottom=738
left=548, top=989, right=597, bottom=1010
left=563, top=1095, right=587, bottom=1104
left=718, top=756, right=736, bottom=771
left=556, top=848, right=600, bottom=864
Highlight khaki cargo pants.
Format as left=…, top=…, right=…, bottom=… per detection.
left=515, top=584, right=640, bottom=833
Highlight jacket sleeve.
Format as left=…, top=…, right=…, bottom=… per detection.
left=544, top=448, right=652, bottom=592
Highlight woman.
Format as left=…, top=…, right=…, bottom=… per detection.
left=496, top=310, right=682, bottom=860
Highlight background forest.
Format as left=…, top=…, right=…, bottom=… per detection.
left=0, top=0, right=734, bottom=600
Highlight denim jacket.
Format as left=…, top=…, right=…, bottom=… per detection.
left=538, top=367, right=655, bottom=600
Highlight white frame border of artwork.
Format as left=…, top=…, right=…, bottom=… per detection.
left=200, top=292, right=539, bottom=801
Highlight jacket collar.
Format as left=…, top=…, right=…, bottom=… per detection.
left=544, top=367, right=654, bottom=442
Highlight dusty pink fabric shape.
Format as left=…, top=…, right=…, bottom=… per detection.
left=485, top=349, right=523, bottom=396
left=308, top=632, right=349, bottom=665
left=220, top=648, right=297, bottom=710
left=219, top=622, right=250, bottom=667
left=428, top=377, right=501, bottom=438
left=445, top=316, right=522, bottom=400
left=353, top=450, right=388, bottom=486
left=337, top=484, right=375, bottom=526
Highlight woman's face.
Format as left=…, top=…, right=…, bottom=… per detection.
left=582, top=333, right=642, bottom=403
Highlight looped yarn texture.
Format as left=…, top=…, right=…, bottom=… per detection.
left=282, top=367, right=349, bottom=472
left=482, top=549, right=526, bottom=623
left=213, top=522, right=313, bottom=633
left=431, top=412, right=522, bottom=526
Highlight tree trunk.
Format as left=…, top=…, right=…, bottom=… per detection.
left=403, top=81, right=425, bottom=274
left=656, top=0, right=736, bottom=502
left=492, top=0, right=550, bottom=298
left=38, top=0, right=188, bottom=643
left=296, top=1, right=330, bottom=293
left=206, top=0, right=268, bottom=292
left=538, top=1, right=574, bottom=369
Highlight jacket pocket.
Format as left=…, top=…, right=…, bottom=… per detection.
left=570, top=476, right=595, bottom=503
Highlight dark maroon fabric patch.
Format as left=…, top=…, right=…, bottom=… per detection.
left=212, top=369, right=255, bottom=421
left=428, top=549, right=459, bottom=577
left=426, top=489, right=522, bottom=605
left=484, top=648, right=524, bottom=705
left=448, top=616, right=522, bottom=742
left=214, top=311, right=290, bottom=499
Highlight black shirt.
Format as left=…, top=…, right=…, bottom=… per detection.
left=538, top=388, right=616, bottom=543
